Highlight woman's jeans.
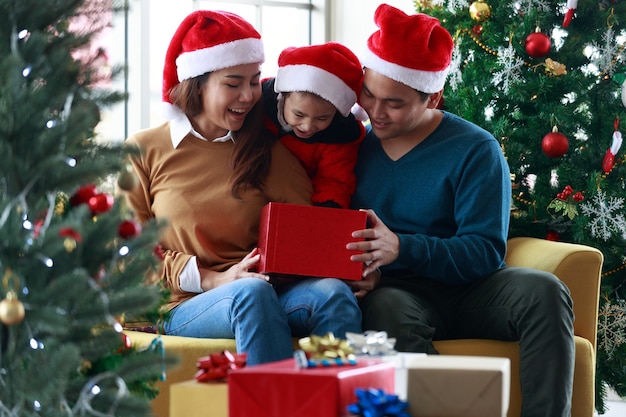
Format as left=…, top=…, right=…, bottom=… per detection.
left=164, top=277, right=362, bottom=365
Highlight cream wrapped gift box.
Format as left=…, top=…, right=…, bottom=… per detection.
left=169, top=380, right=227, bottom=417
left=405, top=355, right=510, bottom=417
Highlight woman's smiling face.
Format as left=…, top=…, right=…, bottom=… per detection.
left=196, top=63, right=262, bottom=136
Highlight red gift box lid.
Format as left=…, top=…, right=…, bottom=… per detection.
left=257, top=202, right=367, bottom=280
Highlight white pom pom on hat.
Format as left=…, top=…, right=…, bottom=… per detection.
left=361, top=4, right=454, bottom=94
left=162, top=10, right=264, bottom=106
left=274, top=42, right=363, bottom=117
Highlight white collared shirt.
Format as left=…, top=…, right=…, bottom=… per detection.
left=169, top=106, right=234, bottom=148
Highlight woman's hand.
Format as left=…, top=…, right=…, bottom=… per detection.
left=200, top=248, right=270, bottom=291
left=347, top=209, right=399, bottom=277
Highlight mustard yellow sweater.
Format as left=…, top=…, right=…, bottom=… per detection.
left=125, top=122, right=313, bottom=310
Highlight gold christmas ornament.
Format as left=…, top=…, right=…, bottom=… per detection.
left=414, top=0, right=434, bottom=9
left=469, top=1, right=492, bottom=22
left=63, top=237, right=77, bottom=252
left=0, top=270, right=25, bottom=325
left=544, top=58, right=567, bottom=76
left=55, top=192, right=69, bottom=216
left=117, top=164, right=139, bottom=191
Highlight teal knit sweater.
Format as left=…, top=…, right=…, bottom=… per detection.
left=351, top=111, right=511, bottom=285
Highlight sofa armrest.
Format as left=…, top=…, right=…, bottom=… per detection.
left=505, top=237, right=603, bottom=351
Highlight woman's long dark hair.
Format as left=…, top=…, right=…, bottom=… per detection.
left=169, top=74, right=275, bottom=198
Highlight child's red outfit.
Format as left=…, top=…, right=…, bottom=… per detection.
left=262, top=77, right=365, bottom=209
left=262, top=42, right=366, bottom=209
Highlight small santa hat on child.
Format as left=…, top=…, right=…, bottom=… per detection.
left=361, top=4, right=454, bottom=94
left=274, top=42, right=363, bottom=117
left=162, top=10, right=264, bottom=109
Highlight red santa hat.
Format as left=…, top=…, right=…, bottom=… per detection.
left=162, top=10, right=264, bottom=105
left=361, top=4, right=453, bottom=94
left=274, top=42, right=363, bottom=117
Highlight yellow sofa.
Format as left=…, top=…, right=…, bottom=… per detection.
left=125, top=236, right=603, bottom=417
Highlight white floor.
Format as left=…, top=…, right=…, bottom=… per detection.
left=601, top=401, right=626, bottom=416
left=597, top=388, right=626, bottom=416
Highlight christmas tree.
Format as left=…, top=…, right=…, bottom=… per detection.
left=0, top=1, right=173, bottom=416
left=413, top=0, right=626, bottom=412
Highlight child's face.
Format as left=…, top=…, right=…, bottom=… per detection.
left=282, top=92, right=337, bottom=139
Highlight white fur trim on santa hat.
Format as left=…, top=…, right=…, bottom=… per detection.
left=274, top=64, right=357, bottom=117
left=176, top=37, right=264, bottom=81
left=361, top=47, right=450, bottom=94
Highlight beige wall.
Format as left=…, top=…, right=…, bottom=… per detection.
left=329, top=0, right=417, bottom=57
left=98, top=0, right=421, bottom=141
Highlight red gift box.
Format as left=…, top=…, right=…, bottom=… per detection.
left=228, top=358, right=394, bottom=417
left=257, top=202, right=367, bottom=280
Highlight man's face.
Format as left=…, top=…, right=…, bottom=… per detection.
left=359, top=69, right=433, bottom=141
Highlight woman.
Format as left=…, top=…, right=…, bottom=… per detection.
left=124, top=10, right=361, bottom=365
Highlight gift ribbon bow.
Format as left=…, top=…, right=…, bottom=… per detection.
left=346, top=331, right=397, bottom=356
left=347, top=388, right=411, bottom=417
left=297, top=332, right=356, bottom=367
left=194, top=350, right=247, bottom=382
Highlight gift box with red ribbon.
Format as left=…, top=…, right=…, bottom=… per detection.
left=194, top=350, right=247, bottom=382
left=257, top=202, right=367, bottom=280
left=228, top=357, right=394, bottom=417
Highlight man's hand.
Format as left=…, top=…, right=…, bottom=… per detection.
left=347, top=209, right=399, bottom=276
left=346, top=268, right=381, bottom=299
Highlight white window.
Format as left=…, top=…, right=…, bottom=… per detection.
left=100, top=0, right=327, bottom=142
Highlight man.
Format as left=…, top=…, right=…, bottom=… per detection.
left=346, top=4, right=575, bottom=417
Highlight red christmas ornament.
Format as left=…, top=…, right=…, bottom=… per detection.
left=472, top=25, right=483, bottom=36
left=117, top=332, right=133, bottom=353
left=88, top=193, right=114, bottom=214
left=59, top=227, right=83, bottom=242
left=70, top=184, right=98, bottom=206
left=525, top=29, right=551, bottom=58
left=572, top=191, right=584, bottom=202
left=118, top=220, right=142, bottom=239
left=542, top=127, right=569, bottom=158
left=546, top=230, right=560, bottom=241
left=153, top=243, right=166, bottom=261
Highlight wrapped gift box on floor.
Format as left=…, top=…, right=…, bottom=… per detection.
left=169, top=380, right=227, bottom=417
left=405, top=355, right=510, bottom=417
left=257, top=202, right=367, bottom=280
left=228, top=358, right=394, bottom=417
left=377, top=352, right=427, bottom=401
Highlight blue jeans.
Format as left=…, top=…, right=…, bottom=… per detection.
left=164, top=277, right=362, bottom=365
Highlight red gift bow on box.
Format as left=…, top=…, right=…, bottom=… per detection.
left=195, top=350, right=247, bottom=382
